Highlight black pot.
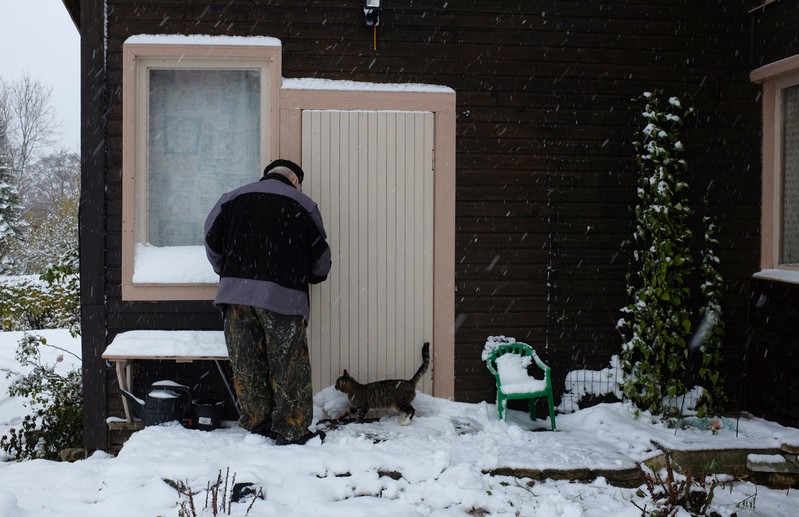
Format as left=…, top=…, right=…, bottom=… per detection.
left=192, top=399, right=225, bottom=431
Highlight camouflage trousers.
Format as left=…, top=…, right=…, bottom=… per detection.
left=223, top=304, right=313, bottom=442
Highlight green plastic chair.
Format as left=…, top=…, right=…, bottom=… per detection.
left=485, top=342, right=556, bottom=430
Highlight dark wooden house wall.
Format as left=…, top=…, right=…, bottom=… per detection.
left=751, top=0, right=799, bottom=68
left=79, top=0, right=111, bottom=452
left=747, top=280, right=799, bottom=427
left=449, top=1, right=761, bottom=404
left=745, top=1, right=799, bottom=429
left=80, top=0, right=767, bottom=449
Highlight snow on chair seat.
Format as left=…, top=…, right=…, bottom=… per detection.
left=484, top=339, right=556, bottom=430
left=495, top=354, right=548, bottom=394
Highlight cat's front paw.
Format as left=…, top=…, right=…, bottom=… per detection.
left=333, top=409, right=351, bottom=421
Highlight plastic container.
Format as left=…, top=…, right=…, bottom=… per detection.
left=192, top=399, right=224, bottom=431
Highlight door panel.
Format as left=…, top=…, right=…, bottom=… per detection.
left=302, top=110, right=434, bottom=396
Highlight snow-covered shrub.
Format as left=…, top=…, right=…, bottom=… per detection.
left=168, top=467, right=264, bottom=516
left=0, top=333, right=83, bottom=461
left=0, top=246, right=79, bottom=336
left=4, top=191, right=78, bottom=276
left=633, top=452, right=721, bottom=516
left=619, top=92, right=725, bottom=417
left=0, top=249, right=81, bottom=461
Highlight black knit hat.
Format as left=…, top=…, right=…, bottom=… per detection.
left=263, top=159, right=305, bottom=184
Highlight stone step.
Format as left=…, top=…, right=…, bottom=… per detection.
left=781, top=443, right=799, bottom=455
left=781, top=444, right=799, bottom=468
left=643, top=443, right=799, bottom=489
left=746, top=453, right=799, bottom=489
left=746, top=453, right=799, bottom=474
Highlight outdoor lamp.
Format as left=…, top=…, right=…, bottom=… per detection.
left=364, top=0, right=381, bottom=27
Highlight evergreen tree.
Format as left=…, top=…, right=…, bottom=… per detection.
left=0, top=120, right=25, bottom=272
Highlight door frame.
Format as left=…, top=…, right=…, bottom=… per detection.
left=279, top=80, right=456, bottom=398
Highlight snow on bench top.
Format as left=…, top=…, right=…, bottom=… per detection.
left=102, top=330, right=227, bottom=360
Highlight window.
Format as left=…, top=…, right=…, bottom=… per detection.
left=783, top=85, right=799, bottom=265
left=121, top=36, right=281, bottom=300
left=751, top=54, right=799, bottom=277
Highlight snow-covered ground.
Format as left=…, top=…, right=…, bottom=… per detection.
left=1, top=329, right=798, bottom=516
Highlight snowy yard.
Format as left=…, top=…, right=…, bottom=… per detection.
left=1, top=329, right=798, bottom=516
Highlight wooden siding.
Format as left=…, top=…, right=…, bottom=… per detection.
left=747, top=279, right=799, bottom=428
left=751, top=0, right=799, bottom=68
left=84, top=0, right=765, bottom=448
left=745, top=0, right=799, bottom=429
left=79, top=0, right=109, bottom=451
left=303, top=110, right=435, bottom=394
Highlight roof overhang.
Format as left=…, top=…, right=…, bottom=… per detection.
left=62, top=0, right=80, bottom=32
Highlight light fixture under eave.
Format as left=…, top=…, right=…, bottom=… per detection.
left=364, top=0, right=381, bottom=27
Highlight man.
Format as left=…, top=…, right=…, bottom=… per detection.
left=204, top=159, right=331, bottom=445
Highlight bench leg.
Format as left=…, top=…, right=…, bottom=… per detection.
left=114, top=360, right=133, bottom=422
left=215, top=359, right=241, bottom=418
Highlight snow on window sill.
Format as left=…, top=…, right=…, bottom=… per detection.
left=752, top=268, right=799, bottom=285
left=133, top=243, right=218, bottom=284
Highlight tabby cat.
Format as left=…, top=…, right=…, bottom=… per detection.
left=334, top=342, right=430, bottom=426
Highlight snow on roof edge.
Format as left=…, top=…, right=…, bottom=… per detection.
left=282, top=77, right=454, bottom=94
left=121, top=37, right=452, bottom=93
left=125, top=34, right=282, bottom=47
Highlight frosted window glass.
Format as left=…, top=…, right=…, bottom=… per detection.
left=783, top=85, right=799, bottom=265
left=147, top=69, right=260, bottom=246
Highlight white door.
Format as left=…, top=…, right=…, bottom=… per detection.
left=302, top=110, right=434, bottom=395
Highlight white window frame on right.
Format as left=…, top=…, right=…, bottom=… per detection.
left=752, top=54, right=799, bottom=278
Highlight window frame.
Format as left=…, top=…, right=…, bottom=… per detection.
left=121, top=37, right=281, bottom=301
left=751, top=54, right=799, bottom=280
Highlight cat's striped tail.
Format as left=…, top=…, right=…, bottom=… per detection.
left=410, top=342, right=431, bottom=386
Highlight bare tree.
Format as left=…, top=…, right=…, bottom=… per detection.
left=0, top=78, right=9, bottom=138
left=1, top=74, right=73, bottom=274
left=0, top=73, right=59, bottom=198
left=23, top=149, right=80, bottom=222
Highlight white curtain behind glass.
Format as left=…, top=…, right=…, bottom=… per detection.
left=783, top=85, right=799, bottom=266
left=147, top=69, right=260, bottom=246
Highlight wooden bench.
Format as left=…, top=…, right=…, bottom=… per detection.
left=102, top=330, right=237, bottom=423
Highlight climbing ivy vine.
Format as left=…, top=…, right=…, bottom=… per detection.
left=619, top=92, right=725, bottom=417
